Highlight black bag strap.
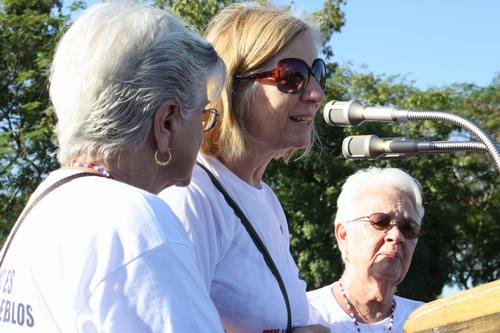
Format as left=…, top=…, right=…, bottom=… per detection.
left=197, top=162, right=292, bottom=333
left=0, top=172, right=100, bottom=269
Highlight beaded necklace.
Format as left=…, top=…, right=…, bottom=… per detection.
left=68, top=162, right=112, bottom=179
left=338, top=281, right=395, bottom=332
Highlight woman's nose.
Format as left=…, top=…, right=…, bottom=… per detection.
left=384, top=223, right=404, bottom=243
left=301, top=77, right=325, bottom=105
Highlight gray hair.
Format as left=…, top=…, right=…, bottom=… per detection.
left=50, top=2, right=225, bottom=164
left=334, top=167, right=425, bottom=226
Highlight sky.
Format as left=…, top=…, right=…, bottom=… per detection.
left=66, top=0, right=495, bottom=296
left=277, top=0, right=500, bottom=89
left=70, top=0, right=500, bottom=89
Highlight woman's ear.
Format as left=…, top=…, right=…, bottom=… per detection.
left=154, top=100, right=180, bottom=153
left=335, top=222, right=350, bottom=263
left=335, top=222, right=348, bottom=244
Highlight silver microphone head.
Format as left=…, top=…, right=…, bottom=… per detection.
left=323, top=100, right=365, bottom=127
left=342, top=135, right=412, bottom=160
left=342, top=135, right=382, bottom=159
left=323, top=100, right=410, bottom=127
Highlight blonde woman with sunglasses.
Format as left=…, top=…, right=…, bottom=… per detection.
left=307, top=167, right=425, bottom=332
left=159, top=2, right=328, bottom=333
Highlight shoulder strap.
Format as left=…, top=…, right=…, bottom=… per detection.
left=0, top=172, right=101, bottom=268
left=196, top=162, right=292, bottom=333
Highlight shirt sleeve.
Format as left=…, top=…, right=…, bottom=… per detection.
left=77, top=242, right=224, bottom=333
left=158, top=171, right=235, bottom=291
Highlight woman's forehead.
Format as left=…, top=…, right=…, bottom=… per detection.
left=272, top=31, right=318, bottom=65
left=351, top=188, right=416, bottom=216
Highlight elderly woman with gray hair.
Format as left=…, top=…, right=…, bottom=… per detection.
left=0, top=2, right=225, bottom=332
left=308, top=167, right=425, bottom=332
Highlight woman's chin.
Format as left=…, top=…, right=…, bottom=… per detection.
left=281, top=139, right=310, bottom=152
left=371, top=263, right=404, bottom=284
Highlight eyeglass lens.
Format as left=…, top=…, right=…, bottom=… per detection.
left=275, top=58, right=326, bottom=94
left=369, top=212, right=421, bottom=239
left=202, top=109, right=218, bottom=132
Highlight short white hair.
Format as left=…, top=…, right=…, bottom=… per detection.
left=50, top=1, right=225, bottom=164
left=334, top=167, right=425, bottom=225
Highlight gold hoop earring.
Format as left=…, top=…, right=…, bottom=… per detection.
left=155, top=149, right=172, bottom=166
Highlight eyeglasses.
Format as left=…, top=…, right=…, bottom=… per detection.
left=235, top=58, right=327, bottom=94
left=202, top=108, right=219, bottom=132
left=347, top=212, right=424, bottom=239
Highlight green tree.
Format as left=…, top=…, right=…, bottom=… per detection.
left=1, top=0, right=498, bottom=302
left=153, top=0, right=231, bottom=31
left=0, top=0, right=347, bottom=243
left=152, top=0, right=346, bottom=43
left=159, top=0, right=499, bottom=300
left=266, top=68, right=500, bottom=300
left=0, top=0, right=69, bottom=243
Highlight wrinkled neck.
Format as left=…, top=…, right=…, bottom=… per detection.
left=336, top=273, right=395, bottom=323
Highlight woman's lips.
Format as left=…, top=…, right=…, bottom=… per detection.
left=290, top=115, right=314, bottom=125
left=379, top=252, right=400, bottom=261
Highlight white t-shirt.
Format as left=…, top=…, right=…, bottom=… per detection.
left=0, top=169, right=224, bottom=333
left=307, top=284, right=424, bottom=333
left=158, top=154, right=309, bottom=333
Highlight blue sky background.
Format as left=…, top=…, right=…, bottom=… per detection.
left=70, top=0, right=500, bottom=89
left=67, top=0, right=498, bottom=296
left=277, top=0, right=500, bottom=89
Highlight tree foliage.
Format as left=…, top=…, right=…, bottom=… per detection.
left=266, top=69, right=500, bottom=300
left=0, top=0, right=68, bottom=243
left=152, top=0, right=231, bottom=31
left=1, top=0, right=498, bottom=301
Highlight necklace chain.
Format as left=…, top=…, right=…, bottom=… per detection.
left=68, top=162, right=112, bottom=178
left=338, top=281, right=395, bottom=332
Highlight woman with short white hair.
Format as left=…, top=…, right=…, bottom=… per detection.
left=0, top=2, right=225, bottom=332
left=308, top=167, right=425, bottom=332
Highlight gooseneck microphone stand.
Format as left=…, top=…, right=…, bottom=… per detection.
left=406, top=109, right=500, bottom=172
left=324, top=100, right=500, bottom=173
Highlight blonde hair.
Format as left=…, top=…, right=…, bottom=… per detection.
left=202, top=1, right=323, bottom=162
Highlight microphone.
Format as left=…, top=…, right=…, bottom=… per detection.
left=342, top=135, right=489, bottom=160
left=323, top=100, right=410, bottom=127
left=324, top=100, right=500, bottom=171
